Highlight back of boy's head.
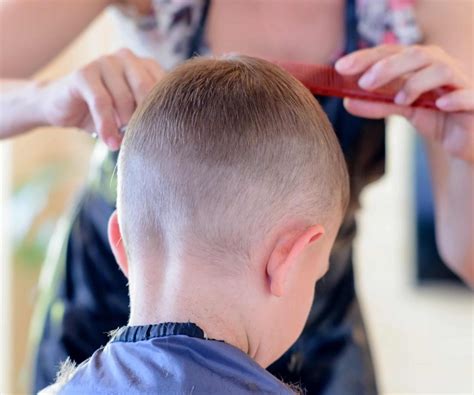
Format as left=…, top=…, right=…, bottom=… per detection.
left=118, top=55, right=349, bottom=266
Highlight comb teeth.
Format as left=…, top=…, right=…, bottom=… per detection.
left=275, top=62, right=452, bottom=110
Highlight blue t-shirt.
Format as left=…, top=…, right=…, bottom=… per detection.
left=47, top=322, right=295, bottom=395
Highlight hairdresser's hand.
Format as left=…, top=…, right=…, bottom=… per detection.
left=39, top=48, right=164, bottom=150
left=335, top=44, right=474, bottom=163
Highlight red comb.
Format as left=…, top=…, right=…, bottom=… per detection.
left=275, top=62, right=453, bottom=110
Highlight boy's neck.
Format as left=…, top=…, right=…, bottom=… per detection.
left=127, top=261, right=266, bottom=365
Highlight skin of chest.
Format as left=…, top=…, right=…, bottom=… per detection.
left=205, top=0, right=346, bottom=64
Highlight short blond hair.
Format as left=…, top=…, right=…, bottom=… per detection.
left=118, top=55, right=349, bottom=263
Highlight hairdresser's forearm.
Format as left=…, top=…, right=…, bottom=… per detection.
left=427, top=140, right=474, bottom=287
left=0, top=79, right=48, bottom=138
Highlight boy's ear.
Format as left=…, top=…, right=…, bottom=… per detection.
left=266, top=225, right=324, bottom=297
left=108, top=210, right=129, bottom=278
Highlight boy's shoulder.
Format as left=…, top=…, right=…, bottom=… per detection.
left=40, top=323, right=296, bottom=395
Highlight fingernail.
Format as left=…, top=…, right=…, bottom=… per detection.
left=335, top=57, right=354, bottom=72
left=436, top=97, right=450, bottom=109
left=106, top=137, right=120, bottom=151
left=394, top=91, right=407, bottom=105
left=358, top=73, right=375, bottom=89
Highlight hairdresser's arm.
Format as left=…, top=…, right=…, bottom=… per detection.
left=335, top=2, right=474, bottom=287
left=0, top=0, right=161, bottom=149
left=0, top=80, right=46, bottom=138
left=0, top=0, right=111, bottom=137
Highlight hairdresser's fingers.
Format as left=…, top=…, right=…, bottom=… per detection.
left=118, top=48, right=157, bottom=104
left=394, top=63, right=467, bottom=106
left=344, top=94, right=474, bottom=162
left=344, top=97, right=474, bottom=159
left=355, top=47, right=437, bottom=90
left=343, top=97, right=442, bottom=147
left=99, top=55, right=136, bottom=127
left=74, top=65, right=121, bottom=150
left=343, top=97, right=414, bottom=120
left=436, top=89, right=474, bottom=112
left=441, top=115, right=474, bottom=162
left=335, top=44, right=403, bottom=75
left=143, top=57, right=166, bottom=83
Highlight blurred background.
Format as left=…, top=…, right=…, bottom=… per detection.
left=0, top=9, right=472, bottom=395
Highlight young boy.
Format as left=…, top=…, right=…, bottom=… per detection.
left=42, top=55, right=349, bottom=394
